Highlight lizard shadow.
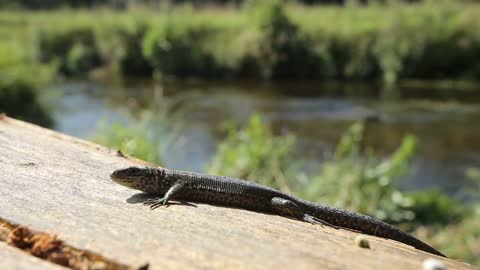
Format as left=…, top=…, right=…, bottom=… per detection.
left=126, top=192, right=197, bottom=208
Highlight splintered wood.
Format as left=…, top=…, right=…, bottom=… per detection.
left=0, top=218, right=147, bottom=270
left=0, top=116, right=476, bottom=270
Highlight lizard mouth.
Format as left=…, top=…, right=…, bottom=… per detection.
left=109, top=171, right=121, bottom=182
left=110, top=167, right=148, bottom=191
left=110, top=170, right=135, bottom=186
left=110, top=169, right=122, bottom=180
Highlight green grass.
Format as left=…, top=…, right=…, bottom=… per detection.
left=208, top=115, right=296, bottom=192
left=0, top=76, right=54, bottom=127
left=94, top=122, right=164, bottom=164
left=421, top=213, right=480, bottom=264
left=93, top=106, right=180, bottom=165
left=1, top=1, right=480, bottom=84
left=0, top=39, right=56, bottom=127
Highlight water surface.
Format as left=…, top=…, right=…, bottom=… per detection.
left=48, top=80, right=480, bottom=199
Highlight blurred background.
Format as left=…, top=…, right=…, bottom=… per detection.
left=0, top=0, right=479, bottom=264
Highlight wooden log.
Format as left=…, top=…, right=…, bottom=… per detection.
left=0, top=116, right=476, bottom=270
left=0, top=242, right=67, bottom=270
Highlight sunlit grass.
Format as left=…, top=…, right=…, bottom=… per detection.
left=2, top=1, right=480, bottom=82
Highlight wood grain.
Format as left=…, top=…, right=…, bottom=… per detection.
left=0, top=242, right=68, bottom=270
left=0, top=116, right=476, bottom=270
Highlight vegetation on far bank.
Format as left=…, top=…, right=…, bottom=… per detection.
left=0, top=39, right=56, bottom=127
left=1, top=0, right=480, bottom=87
left=2, top=0, right=472, bottom=9
left=94, top=114, right=480, bottom=265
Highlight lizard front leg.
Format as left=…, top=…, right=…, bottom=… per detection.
left=144, top=181, right=185, bottom=210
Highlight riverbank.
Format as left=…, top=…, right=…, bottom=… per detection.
left=2, top=1, right=480, bottom=86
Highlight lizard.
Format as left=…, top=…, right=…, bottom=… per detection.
left=110, top=166, right=445, bottom=257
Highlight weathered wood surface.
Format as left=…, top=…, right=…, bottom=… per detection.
left=0, top=116, right=476, bottom=270
left=0, top=242, right=66, bottom=270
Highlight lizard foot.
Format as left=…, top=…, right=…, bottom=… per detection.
left=303, top=214, right=341, bottom=229
left=143, top=197, right=167, bottom=210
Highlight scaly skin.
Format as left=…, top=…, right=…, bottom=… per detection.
left=110, top=166, right=445, bottom=257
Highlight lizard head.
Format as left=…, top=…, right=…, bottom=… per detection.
left=110, top=166, right=154, bottom=191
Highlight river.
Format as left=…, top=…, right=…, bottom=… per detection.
left=47, top=80, right=480, bottom=200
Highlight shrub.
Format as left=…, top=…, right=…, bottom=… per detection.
left=93, top=104, right=179, bottom=165
left=143, top=21, right=219, bottom=78
left=94, top=120, right=164, bottom=165
left=422, top=212, right=480, bottom=265
left=250, top=0, right=323, bottom=79
left=0, top=77, right=54, bottom=127
left=208, top=114, right=296, bottom=191
left=405, top=189, right=468, bottom=227
left=301, top=123, right=419, bottom=224
left=7, top=4, right=480, bottom=83
left=38, top=26, right=102, bottom=76
left=114, top=20, right=154, bottom=76
left=0, top=41, right=55, bottom=127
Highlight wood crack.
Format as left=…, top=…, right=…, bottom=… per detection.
left=0, top=217, right=148, bottom=270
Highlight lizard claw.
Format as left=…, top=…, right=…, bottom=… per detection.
left=303, top=214, right=341, bottom=229
left=143, top=198, right=160, bottom=205
left=144, top=197, right=166, bottom=209
left=150, top=202, right=163, bottom=210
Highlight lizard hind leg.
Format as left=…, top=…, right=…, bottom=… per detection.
left=270, top=197, right=340, bottom=228
left=270, top=197, right=307, bottom=221
left=303, top=214, right=341, bottom=229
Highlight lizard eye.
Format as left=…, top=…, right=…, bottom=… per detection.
left=126, top=167, right=142, bottom=174
left=111, top=167, right=147, bottom=180
left=130, top=167, right=147, bottom=174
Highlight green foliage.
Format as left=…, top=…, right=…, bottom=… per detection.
left=94, top=121, right=164, bottom=165
left=249, top=0, right=322, bottom=79
left=4, top=0, right=473, bottom=10
left=207, top=115, right=478, bottom=262
left=38, top=26, right=101, bottom=76
left=0, top=77, right=54, bottom=127
left=405, top=189, right=468, bottom=227
left=118, top=21, right=153, bottom=76
left=466, top=167, right=480, bottom=182
left=208, top=115, right=473, bottom=227
left=294, top=3, right=480, bottom=84
left=322, top=34, right=379, bottom=80
left=301, top=123, right=418, bottom=224
left=0, top=0, right=108, bottom=9
left=208, top=114, right=296, bottom=191
left=373, top=31, right=411, bottom=86
left=0, top=39, right=56, bottom=81
left=424, top=213, right=480, bottom=265
left=372, top=6, right=480, bottom=86
left=208, top=115, right=474, bottom=226
left=465, top=167, right=480, bottom=200
left=0, top=40, right=55, bottom=127
left=404, top=8, right=480, bottom=80
left=93, top=100, right=178, bottom=165
left=143, top=20, right=220, bottom=78
left=5, top=3, right=480, bottom=83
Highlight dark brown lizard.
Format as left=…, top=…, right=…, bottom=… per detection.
left=110, top=166, right=445, bottom=257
